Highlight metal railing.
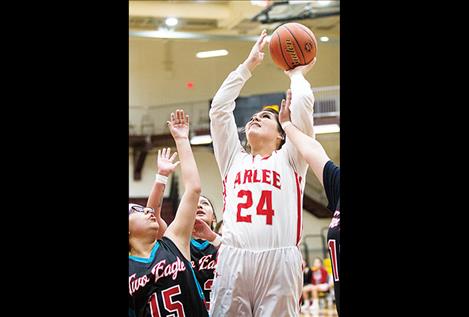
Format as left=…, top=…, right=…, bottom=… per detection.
left=129, top=86, right=339, bottom=136
left=129, top=100, right=211, bottom=136
left=301, top=233, right=328, bottom=264
left=312, top=85, right=340, bottom=118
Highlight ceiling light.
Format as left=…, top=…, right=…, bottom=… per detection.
left=196, top=49, right=229, bottom=59
left=316, top=0, right=332, bottom=6
left=165, top=17, right=178, bottom=27
left=251, top=0, right=271, bottom=6
left=288, top=0, right=314, bottom=4
left=319, top=36, right=329, bottom=42
left=315, top=124, right=340, bottom=134
left=190, top=135, right=212, bottom=145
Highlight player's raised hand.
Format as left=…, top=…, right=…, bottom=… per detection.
left=243, top=29, right=268, bottom=72
left=284, top=57, right=317, bottom=78
left=192, top=218, right=217, bottom=241
left=279, top=89, right=292, bottom=124
left=157, top=147, right=180, bottom=177
left=167, top=109, right=190, bottom=140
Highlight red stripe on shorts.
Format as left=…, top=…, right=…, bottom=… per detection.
left=294, top=172, right=302, bottom=245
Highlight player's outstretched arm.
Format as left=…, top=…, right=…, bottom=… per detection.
left=209, top=31, right=269, bottom=177
left=146, top=147, right=180, bottom=239
left=242, top=29, right=268, bottom=73
left=280, top=58, right=317, bottom=177
left=164, top=110, right=201, bottom=260
left=279, top=91, right=330, bottom=185
left=283, top=57, right=317, bottom=138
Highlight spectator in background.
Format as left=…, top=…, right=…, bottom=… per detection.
left=301, top=259, right=313, bottom=313
left=302, top=257, right=330, bottom=314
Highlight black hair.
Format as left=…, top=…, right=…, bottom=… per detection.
left=200, top=194, right=217, bottom=230
left=214, top=220, right=223, bottom=234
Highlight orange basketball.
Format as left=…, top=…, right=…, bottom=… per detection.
left=269, top=22, right=317, bottom=71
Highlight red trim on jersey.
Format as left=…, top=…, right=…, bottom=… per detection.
left=328, top=239, right=339, bottom=281
left=222, top=175, right=227, bottom=213
left=294, top=172, right=302, bottom=245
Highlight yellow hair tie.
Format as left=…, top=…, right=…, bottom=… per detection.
left=262, top=105, right=279, bottom=113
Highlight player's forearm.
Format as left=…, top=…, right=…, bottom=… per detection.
left=174, top=137, right=201, bottom=194
left=146, top=180, right=168, bottom=238
left=290, top=72, right=314, bottom=96
left=289, top=73, right=315, bottom=138
left=242, top=58, right=258, bottom=73
left=209, top=64, right=250, bottom=177
left=146, top=181, right=165, bottom=211
left=283, top=123, right=330, bottom=183
left=284, top=123, right=314, bottom=157
left=210, top=115, right=240, bottom=178
left=165, top=137, right=201, bottom=247
left=210, top=64, right=251, bottom=117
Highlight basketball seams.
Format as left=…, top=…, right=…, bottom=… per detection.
left=294, top=24, right=317, bottom=64
left=276, top=29, right=292, bottom=70
left=295, top=23, right=317, bottom=45
left=283, top=25, right=306, bottom=65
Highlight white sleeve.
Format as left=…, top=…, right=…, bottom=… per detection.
left=209, top=63, right=251, bottom=178
left=283, top=72, right=315, bottom=175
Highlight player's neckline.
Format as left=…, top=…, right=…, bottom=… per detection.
left=251, top=152, right=275, bottom=160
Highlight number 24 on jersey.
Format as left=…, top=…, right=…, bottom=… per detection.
left=236, top=190, right=274, bottom=225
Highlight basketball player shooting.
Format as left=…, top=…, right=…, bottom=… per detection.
left=208, top=29, right=317, bottom=317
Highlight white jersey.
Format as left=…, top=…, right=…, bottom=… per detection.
left=209, top=63, right=314, bottom=250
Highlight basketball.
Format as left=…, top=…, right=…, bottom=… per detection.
left=269, top=22, right=317, bottom=71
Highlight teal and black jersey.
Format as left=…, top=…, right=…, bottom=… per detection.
left=190, top=239, right=219, bottom=311
left=129, top=237, right=208, bottom=317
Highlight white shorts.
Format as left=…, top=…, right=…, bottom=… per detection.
left=209, top=245, right=303, bottom=317
left=304, top=283, right=330, bottom=292
left=316, top=283, right=330, bottom=292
